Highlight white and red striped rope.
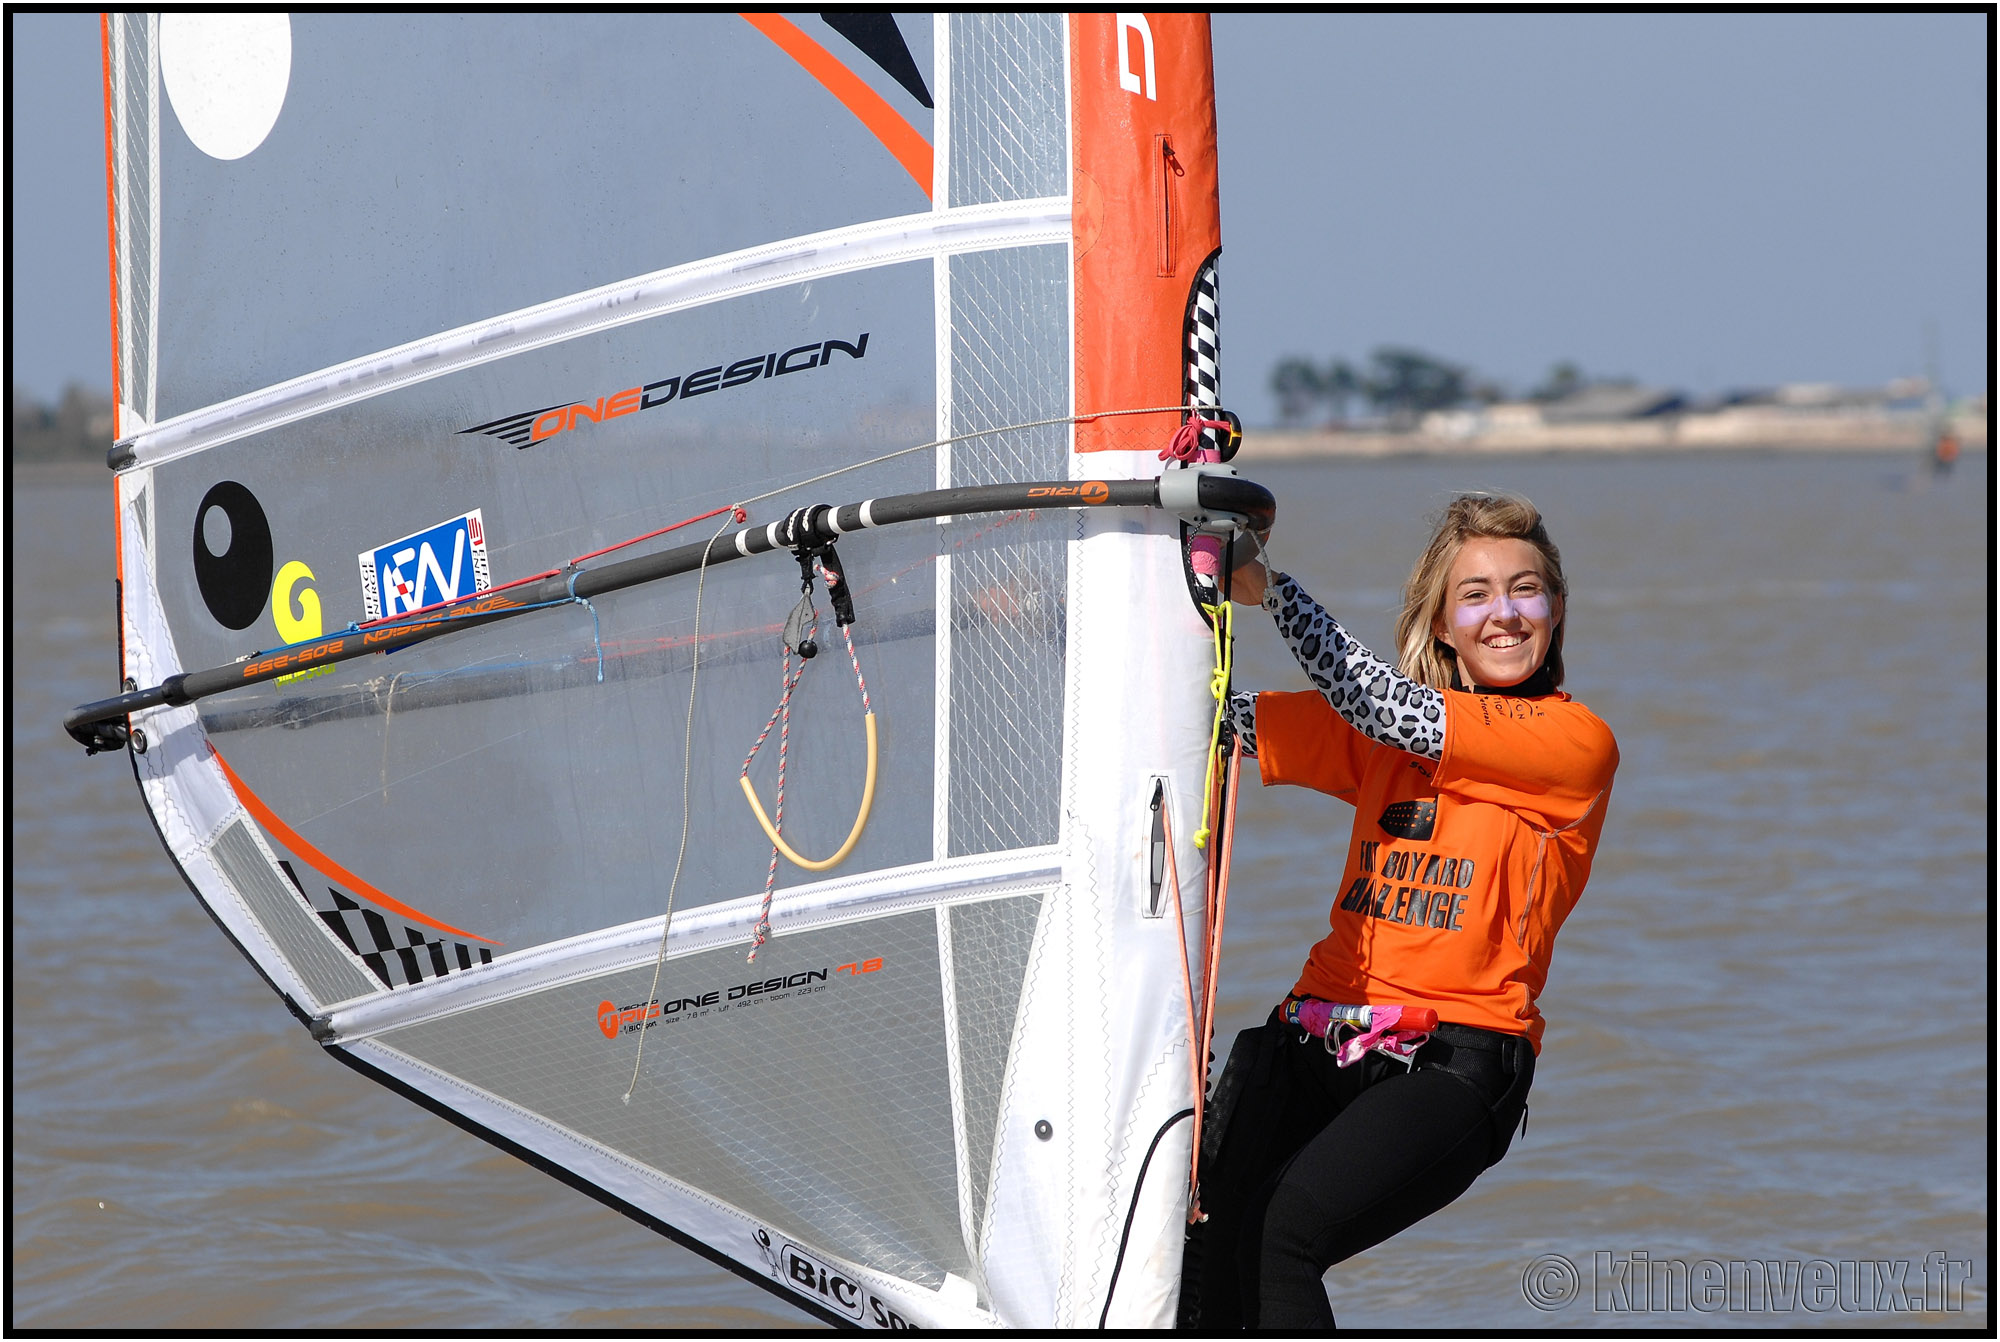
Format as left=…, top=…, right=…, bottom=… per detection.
left=742, top=558, right=869, bottom=960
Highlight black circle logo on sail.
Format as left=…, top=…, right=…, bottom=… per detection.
left=192, top=481, right=274, bottom=629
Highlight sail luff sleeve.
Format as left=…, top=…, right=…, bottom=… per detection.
left=67, top=473, right=1273, bottom=741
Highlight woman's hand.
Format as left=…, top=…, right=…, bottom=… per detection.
left=1229, top=559, right=1267, bottom=605
left=1228, top=529, right=1273, bottom=605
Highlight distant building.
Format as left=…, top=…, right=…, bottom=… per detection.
left=1482, top=402, right=1546, bottom=430
left=1719, top=382, right=1910, bottom=411
left=9, top=384, right=116, bottom=462
left=1538, top=385, right=1686, bottom=423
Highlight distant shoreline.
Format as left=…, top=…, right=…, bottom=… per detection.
left=10, top=406, right=1987, bottom=481
left=11, top=458, right=121, bottom=483
left=1239, top=406, right=1987, bottom=460
left=11, top=460, right=112, bottom=484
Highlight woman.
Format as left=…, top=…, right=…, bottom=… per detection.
left=1180, top=493, right=1618, bottom=1331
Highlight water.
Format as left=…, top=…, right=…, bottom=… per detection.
left=12, top=451, right=1987, bottom=1329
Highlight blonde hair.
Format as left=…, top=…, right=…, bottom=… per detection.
left=1395, top=492, right=1567, bottom=690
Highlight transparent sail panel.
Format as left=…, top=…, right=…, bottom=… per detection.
left=158, top=265, right=938, bottom=952
left=945, top=246, right=1070, bottom=857
left=383, top=907, right=978, bottom=1288
left=946, top=14, right=1067, bottom=208
left=108, top=12, right=159, bottom=422
left=149, top=14, right=935, bottom=420
left=948, top=892, right=1046, bottom=1251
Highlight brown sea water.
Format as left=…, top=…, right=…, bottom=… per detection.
left=12, top=450, right=1988, bottom=1328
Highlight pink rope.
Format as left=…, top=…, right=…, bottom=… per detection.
left=1162, top=417, right=1234, bottom=578
left=1158, top=416, right=1233, bottom=464
left=822, top=561, right=872, bottom=715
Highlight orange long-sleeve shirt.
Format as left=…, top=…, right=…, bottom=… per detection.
left=1254, top=687, right=1618, bottom=1052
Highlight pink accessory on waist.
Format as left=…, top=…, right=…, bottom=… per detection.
left=1330, top=1004, right=1433, bottom=1067
left=1284, top=996, right=1439, bottom=1069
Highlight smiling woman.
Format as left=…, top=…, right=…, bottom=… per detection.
left=1185, top=492, right=1618, bottom=1330
left=1399, top=493, right=1568, bottom=696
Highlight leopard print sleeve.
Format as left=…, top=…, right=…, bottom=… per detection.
left=1262, top=571, right=1447, bottom=760
left=1226, top=690, right=1259, bottom=757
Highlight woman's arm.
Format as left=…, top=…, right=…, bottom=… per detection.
left=1259, top=571, right=1448, bottom=761
left=1225, top=689, right=1259, bottom=756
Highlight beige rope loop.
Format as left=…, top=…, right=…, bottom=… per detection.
left=739, top=712, right=878, bottom=871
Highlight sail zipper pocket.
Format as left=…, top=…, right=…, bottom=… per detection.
left=1155, top=136, right=1182, bottom=277
left=1145, top=775, right=1171, bottom=917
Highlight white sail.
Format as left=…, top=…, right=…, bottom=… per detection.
left=91, top=13, right=1236, bottom=1327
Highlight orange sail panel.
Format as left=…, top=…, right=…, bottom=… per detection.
left=742, top=13, right=934, bottom=199
left=1071, top=13, right=1222, bottom=452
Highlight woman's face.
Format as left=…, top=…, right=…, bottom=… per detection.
left=1432, top=537, right=1562, bottom=689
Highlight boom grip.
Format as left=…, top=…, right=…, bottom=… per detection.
left=740, top=712, right=878, bottom=872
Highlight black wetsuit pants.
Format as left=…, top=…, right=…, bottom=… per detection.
left=1178, top=1015, right=1534, bottom=1331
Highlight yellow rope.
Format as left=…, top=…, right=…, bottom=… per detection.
left=1192, top=598, right=1233, bottom=849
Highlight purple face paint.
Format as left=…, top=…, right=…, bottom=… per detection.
left=1452, top=589, right=1550, bottom=629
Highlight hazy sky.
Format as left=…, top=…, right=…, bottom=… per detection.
left=9, top=12, right=1988, bottom=420
left=1212, top=13, right=1988, bottom=416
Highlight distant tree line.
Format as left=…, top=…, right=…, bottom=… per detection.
left=10, top=384, right=116, bottom=462
left=1270, top=350, right=1611, bottom=427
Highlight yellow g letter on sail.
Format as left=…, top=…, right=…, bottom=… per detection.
left=271, top=560, right=330, bottom=684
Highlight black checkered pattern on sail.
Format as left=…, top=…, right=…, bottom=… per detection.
left=277, top=861, right=492, bottom=990
left=1184, top=253, right=1222, bottom=452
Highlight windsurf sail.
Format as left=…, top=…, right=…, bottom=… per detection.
left=80, top=13, right=1251, bottom=1328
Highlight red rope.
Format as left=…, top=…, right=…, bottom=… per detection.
left=357, top=503, right=748, bottom=631
left=1161, top=791, right=1207, bottom=1224
left=1185, top=735, right=1243, bottom=1221
left=744, top=645, right=807, bottom=961
left=568, top=504, right=746, bottom=566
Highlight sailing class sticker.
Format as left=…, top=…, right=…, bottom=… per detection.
left=160, top=13, right=292, bottom=160
left=597, top=957, right=883, bottom=1037
left=456, top=332, right=871, bottom=449
left=193, top=481, right=276, bottom=629
left=358, top=509, right=493, bottom=621
left=270, top=560, right=332, bottom=686
left=754, top=1229, right=914, bottom=1328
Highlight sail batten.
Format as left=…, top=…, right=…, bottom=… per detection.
left=119, top=200, right=1072, bottom=470
left=94, top=14, right=1229, bottom=1327
left=323, top=853, right=1065, bottom=1044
